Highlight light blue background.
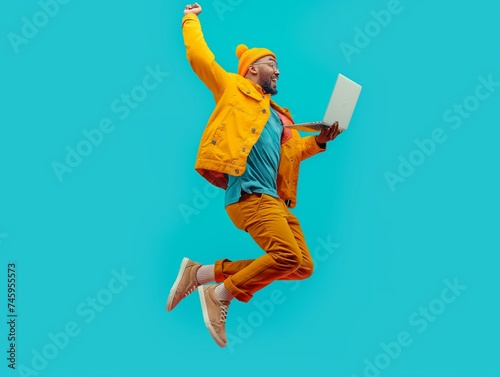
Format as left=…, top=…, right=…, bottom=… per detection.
left=1, top=0, right=499, bottom=376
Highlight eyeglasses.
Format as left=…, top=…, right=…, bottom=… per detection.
left=252, top=61, right=279, bottom=71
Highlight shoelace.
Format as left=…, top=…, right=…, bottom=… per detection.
left=220, top=304, right=228, bottom=323
left=184, top=285, right=197, bottom=297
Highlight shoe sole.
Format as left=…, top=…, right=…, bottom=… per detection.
left=198, top=286, right=226, bottom=347
left=166, top=257, right=190, bottom=312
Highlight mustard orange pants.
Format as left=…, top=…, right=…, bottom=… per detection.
left=216, top=193, right=314, bottom=302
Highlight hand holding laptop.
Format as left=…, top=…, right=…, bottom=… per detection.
left=285, top=74, right=362, bottom=132
left=315, top=121, right=343, bottom=145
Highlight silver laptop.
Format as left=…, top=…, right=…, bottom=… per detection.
left=285, top=73, right=362, bottom=132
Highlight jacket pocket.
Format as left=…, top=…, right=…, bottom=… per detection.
left=210, top=122, right=225, bottom=144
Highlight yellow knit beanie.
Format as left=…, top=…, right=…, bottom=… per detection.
left=236, top=44, right=276, bottom=76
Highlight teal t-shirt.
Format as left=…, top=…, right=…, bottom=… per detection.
left=225, top=108, right=282, bottom=206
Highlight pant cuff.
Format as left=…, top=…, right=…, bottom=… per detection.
left=214, top=259, right=230, bottom=283
left=223, top=277, right=252, bottom=303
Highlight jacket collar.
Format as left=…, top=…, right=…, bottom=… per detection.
left=236, top=76, right=269, bottom=101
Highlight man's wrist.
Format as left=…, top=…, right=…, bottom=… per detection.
left=315, top=136, right=326, bottom=149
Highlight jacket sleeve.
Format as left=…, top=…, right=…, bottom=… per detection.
left=299, top=135, right=326, bottom=161
left=181, top=14, right=230, bottom=101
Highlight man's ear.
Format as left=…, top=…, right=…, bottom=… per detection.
left=247, top=65, right=258, bottom=75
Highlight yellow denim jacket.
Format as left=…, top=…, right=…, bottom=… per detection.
left=182, top=14, right=325, bottom=208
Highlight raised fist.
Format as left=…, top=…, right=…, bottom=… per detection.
left=184, top=3, right=202, bottom=15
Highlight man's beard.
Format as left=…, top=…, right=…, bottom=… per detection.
left=261, top=78, right=278, bottom=95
